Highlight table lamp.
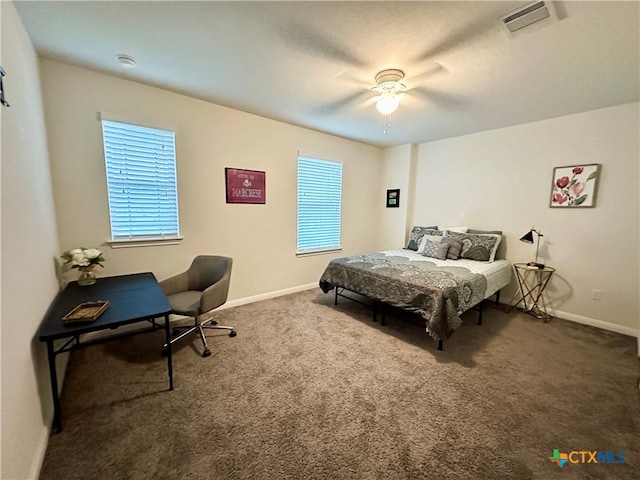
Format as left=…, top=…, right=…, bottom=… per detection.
left=520, top=227, right=545, bottom=269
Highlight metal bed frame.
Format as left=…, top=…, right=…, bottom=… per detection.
left=333, top=286, right=501, bottom=351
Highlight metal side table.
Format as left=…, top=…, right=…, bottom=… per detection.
left=507, top=263, right=555, bottom=321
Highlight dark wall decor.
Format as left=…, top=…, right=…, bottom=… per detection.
left=225, top=168, right=266, bottom=204
left=386, top=189, right=400, bottom=208
left=0, top=66, right=10, bottom=107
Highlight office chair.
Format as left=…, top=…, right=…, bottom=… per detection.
left=160, top=255, right=235, bottom=357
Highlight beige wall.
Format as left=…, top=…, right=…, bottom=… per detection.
left=410, top=102, right=640, bottom=335
left=39, top=59, right=383, bottom=302
left=377, top=144, right=416, bottom=250
left=1, top=2, right=61, bottom=478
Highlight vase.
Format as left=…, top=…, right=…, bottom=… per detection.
left=77, top=266, right=97, bottom=286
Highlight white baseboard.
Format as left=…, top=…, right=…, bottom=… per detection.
left=29, top=426, right=50, bottom=480
left=549, top=308, right=639, bottom=339
left=219, top=283, right=319, bottom=310
left=505, top=300, right=638, bottom=339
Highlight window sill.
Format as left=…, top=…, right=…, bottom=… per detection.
left=296, top=247, right=342, bottom=257
left=107, top=237, right=184, bottom=249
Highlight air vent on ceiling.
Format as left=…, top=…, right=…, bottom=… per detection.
left=500, top=1, right=558, bottom=36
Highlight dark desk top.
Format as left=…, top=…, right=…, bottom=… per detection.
left=38, top=272, right=171, bottom=341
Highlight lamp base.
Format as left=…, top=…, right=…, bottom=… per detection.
left=527, top=262, right=545, bottom=269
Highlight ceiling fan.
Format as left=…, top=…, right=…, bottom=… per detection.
left=370, top=69, right=409, bottom=133
left=311, top=64, right=447, bottom=118
left=276, top=17, right=486, bottom=132
left=371, top=69, right=407, bottom=115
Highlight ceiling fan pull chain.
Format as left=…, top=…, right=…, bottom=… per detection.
left=383, top=114, right=391, bottom=134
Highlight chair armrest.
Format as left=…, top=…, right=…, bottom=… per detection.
left=159, top=271, right=190, bottom=297
left=200, top=270, right=231, bottom=313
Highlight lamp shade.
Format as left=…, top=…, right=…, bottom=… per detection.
left=519, top=230, right=535, bottom=244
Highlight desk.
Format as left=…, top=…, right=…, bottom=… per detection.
left=37, top=272, right=173, bottom=433
left=507, top=263, right=555, bottom=321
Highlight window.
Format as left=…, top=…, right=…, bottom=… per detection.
left=297, top=154, right=342, bottom=254
left=101, top=120, right=180, bottom=244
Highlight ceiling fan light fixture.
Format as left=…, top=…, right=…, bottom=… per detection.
left=375, top=69, right=405, bottom=85
left=376, top=92, right=399, bottom=115
left=373, top=69, right=405, bottom=116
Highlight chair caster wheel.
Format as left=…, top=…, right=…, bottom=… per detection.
left=230, top=331, right=237, bottom=337
left=202, top=349, right=211, bottom=357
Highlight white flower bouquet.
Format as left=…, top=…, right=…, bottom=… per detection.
left=61, top=248, right=105, bottom=269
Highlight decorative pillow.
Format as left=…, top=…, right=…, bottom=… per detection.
left=443, top=226, right=469, bottom=233
left=444, top=231, right=501, bottom=262
left=418, top=239, right=449, bottom=260
left=441, top=238, right=463, bottom=260
left=405, top=226, right=439, bottom=251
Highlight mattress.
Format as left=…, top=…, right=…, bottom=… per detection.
left=380, top=249, right=512, bottom=299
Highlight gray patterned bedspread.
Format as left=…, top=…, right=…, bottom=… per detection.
left=319, top=253, right=487, bottom=342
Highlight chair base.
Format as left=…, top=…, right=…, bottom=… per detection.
left=163, top=317, right=236, bottom=357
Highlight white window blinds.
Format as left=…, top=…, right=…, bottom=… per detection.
left=101, top=120, right=180, bottom=241
left=297, top=155, right=342, bottom=254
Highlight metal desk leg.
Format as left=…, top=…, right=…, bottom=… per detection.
left=164, top=314, right=174, bottom=390
left=46, top=340, right=63, bottom=433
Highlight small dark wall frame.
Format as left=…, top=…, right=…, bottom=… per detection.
left=225, top=168, right=266, bottom=204
left=386, top=189, right=400, bottom=208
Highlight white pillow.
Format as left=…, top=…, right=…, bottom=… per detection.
left=443, top=226, right=469, bottom=233
left=424, top=234, right=444, bottom=243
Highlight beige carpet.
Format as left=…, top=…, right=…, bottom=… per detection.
left=39, top=289, right=639, bottom=479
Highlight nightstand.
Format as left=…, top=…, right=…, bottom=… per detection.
left=507, top=263, right=555, bottom=321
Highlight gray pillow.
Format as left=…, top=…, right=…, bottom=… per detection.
left=420, top=239, right=449, bottom=260
left=405, top=226, right=439, bottom=251
left=442, top=238, right=463, bottom=260
left=445, top=231, right=501, bottom=262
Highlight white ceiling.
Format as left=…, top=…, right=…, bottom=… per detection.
left=13, top=1, right=640, bottom=147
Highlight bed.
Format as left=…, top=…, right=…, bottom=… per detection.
left=318, top=227, right=512, bottom=349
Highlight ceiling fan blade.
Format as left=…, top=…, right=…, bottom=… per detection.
left=403, top=63, right=448, bottom=85
left=409, top=86, right=468, bottom=111
left=312, top=90, right=371, bottom=115
left=278, top=22, right=366, bottom=67
left=335, top=69, right=371, bottom=88
left=412, top=17, right=496, bottom=63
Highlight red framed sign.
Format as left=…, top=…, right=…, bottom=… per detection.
left=225, top=168, right=266, bottom=204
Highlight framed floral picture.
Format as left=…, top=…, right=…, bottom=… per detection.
left=549, top=164, right=600, bottom=208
